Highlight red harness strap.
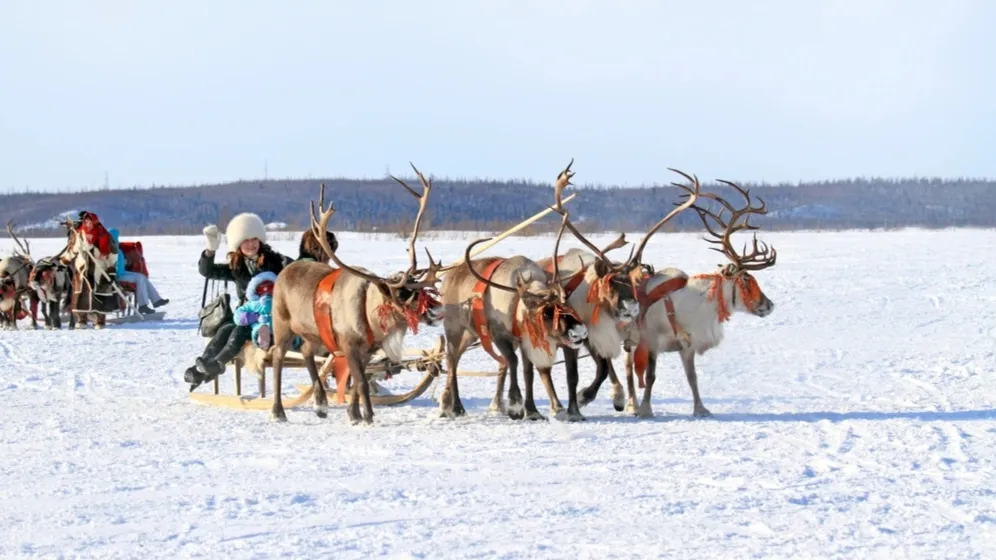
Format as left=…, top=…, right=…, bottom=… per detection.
left=314, top=270, right=378, bottom=404
left=314, top=269, right=375, bottom=354
left=471, top=259, right=510, bottom=366
left=633, top=275, right=689, bottom=388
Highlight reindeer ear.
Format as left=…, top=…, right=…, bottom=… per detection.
left=593, top=260, right=609, bottom=276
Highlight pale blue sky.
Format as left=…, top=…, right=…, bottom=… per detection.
left=2, top=0, right=993, bottom=193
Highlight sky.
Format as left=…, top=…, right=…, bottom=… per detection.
left=1, top=0, right=994, bottom=193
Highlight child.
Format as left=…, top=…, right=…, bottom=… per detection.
left=234, top=271, right=276, bottom=350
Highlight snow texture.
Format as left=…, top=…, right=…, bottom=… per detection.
left=1, top=229, right=995, bottom=559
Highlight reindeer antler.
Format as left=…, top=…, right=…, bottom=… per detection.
left=548, top=205, right=573, bottom=302
left=388, top=162, right=437, bottom=288
left=463, top=237, right=519, bottom=293
left=691, top=179, right=776, bottom=273
left=549, top=159, right=623, bottom=269
left=5, top=221, right=32, bottom=261
left=309, top=183, right=392, bottom=288
left=620, top=167, right=703, bottom=270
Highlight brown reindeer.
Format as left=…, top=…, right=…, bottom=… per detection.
left=436, top=208, right=589, bottom=421
left=268, top=168, right=444, bottom=424
left=620, top=179, right=777, bottom=418
left=531, top=163, right=703, bottom=418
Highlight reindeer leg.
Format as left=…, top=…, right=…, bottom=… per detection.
left=537, top=359, right=563, bottom=416
left=495, top=339, right=523, bottom=420
left=605, top=358, right=626, bottom=412
left=300, top=341, right=328, bottom=419
left=29, top=293, right=39, bottom=329
left=440, top=326, right=472, bottom=419
left=562, top=346, right=585, bottom=422
left=624, top=347, right=639, bottom=414
left=520, top=354, right=547, bottom=421
left=269, top=339, right=288, bottom=423
left=488, top=364, right=508, bottom=414
left=680, top=347, right=711, bottom=418
left=347, top=345, right=374, bottom=425
left=636, top=352, right=657, bottom=419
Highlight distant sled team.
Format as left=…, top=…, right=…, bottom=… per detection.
left=180, top=159, right=778, bottom=425
left=0, top=211, right=170, bottom=329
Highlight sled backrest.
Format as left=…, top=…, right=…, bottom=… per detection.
left=119, top=241, right=150, bottom=277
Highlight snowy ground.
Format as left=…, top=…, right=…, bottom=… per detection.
left=2, top=228, right=995, bottom=559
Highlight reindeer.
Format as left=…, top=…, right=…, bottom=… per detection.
left=531, top=162, right=703, bottom=419
left=0, top=221, right=41, bottom=330
left=59, top=215, right=119, bottom=329
left=437, top=208, right=589, bottom=421
left=620, top=179, right=777, bottom=418
left=269, top=168, right=444, bottom=424
left=28, top=256, right=74, bottom=330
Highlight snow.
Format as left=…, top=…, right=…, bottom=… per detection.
left=2, top=229, right=996, bottom=558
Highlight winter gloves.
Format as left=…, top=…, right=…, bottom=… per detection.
left=234, top=309, right=259, bottom=326
left=203, top=224, right=221, bottom=252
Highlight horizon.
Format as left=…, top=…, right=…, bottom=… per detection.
left=3, top=2, right=994, bottom=193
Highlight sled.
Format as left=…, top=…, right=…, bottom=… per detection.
left=60, top=240, right=166, bottom=325
left=110, top=241, right=166, bottom=323
left=188, top=335, right=501, bottom=411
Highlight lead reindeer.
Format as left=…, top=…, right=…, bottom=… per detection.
left=437, top=209, right=589, bottom=421
left=533, top=163, right=703, bottom=419
left=269, top=168, right=444, bottom=424
left=622, top=179, right=777, bottom=418
left=59, top=215, right=119, bottom=329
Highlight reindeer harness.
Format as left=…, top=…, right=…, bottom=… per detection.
left=313, top=269, right=375, bottom=355
left=471, top=258, right=580, bottom=366
left=632, top=274, right=690, bottom=388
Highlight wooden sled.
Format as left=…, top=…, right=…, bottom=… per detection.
left=60, top=240, right=167, bottom=326
left=189, top=335, right=501, bottom=412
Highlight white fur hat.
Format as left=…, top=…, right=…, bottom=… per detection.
left=225, top=212, right=267, bottom=250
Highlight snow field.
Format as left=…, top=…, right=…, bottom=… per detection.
left=1, top=229, right=995, bottom=558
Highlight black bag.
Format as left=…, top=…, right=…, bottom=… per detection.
left=198, top=292, right=233, bottom=338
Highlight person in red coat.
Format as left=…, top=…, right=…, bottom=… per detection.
left=78, top=211, right=115, bottom=257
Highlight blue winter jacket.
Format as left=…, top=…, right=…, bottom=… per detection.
left=109, top=228, right=125, bottom=277
left=234, top=271, right=277, bottom=346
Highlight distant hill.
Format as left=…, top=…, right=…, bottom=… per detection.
left=1, top=174, right=994, bottom=238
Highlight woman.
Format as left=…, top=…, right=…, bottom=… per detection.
left=184, top=212, right=292, bottom=389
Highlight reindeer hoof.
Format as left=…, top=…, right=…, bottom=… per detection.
left=635, top=407, right=654, bottom=419
left=487, top=398, right=506, bottom=414
left=693, top=407, right=713, bottom=418
left=565, top=411, right=586, bottom=422
left=576, top=390, right=593, bottom=409
left=526, top=410, right=547, bottom=421
left=270, top=409, right=288, bottom=423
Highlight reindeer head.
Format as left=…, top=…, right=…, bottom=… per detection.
left=309, top=167, right=444, bottom=331
left=466, top=209, right=588, bottom=351
left=692, top=180, right=777, bottom=319
left=550, top=160, right=703, bottom=325
left=28, top=258, right=68, bottom=299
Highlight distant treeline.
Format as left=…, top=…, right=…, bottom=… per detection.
left=1, top=174, right=994, bottom=238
